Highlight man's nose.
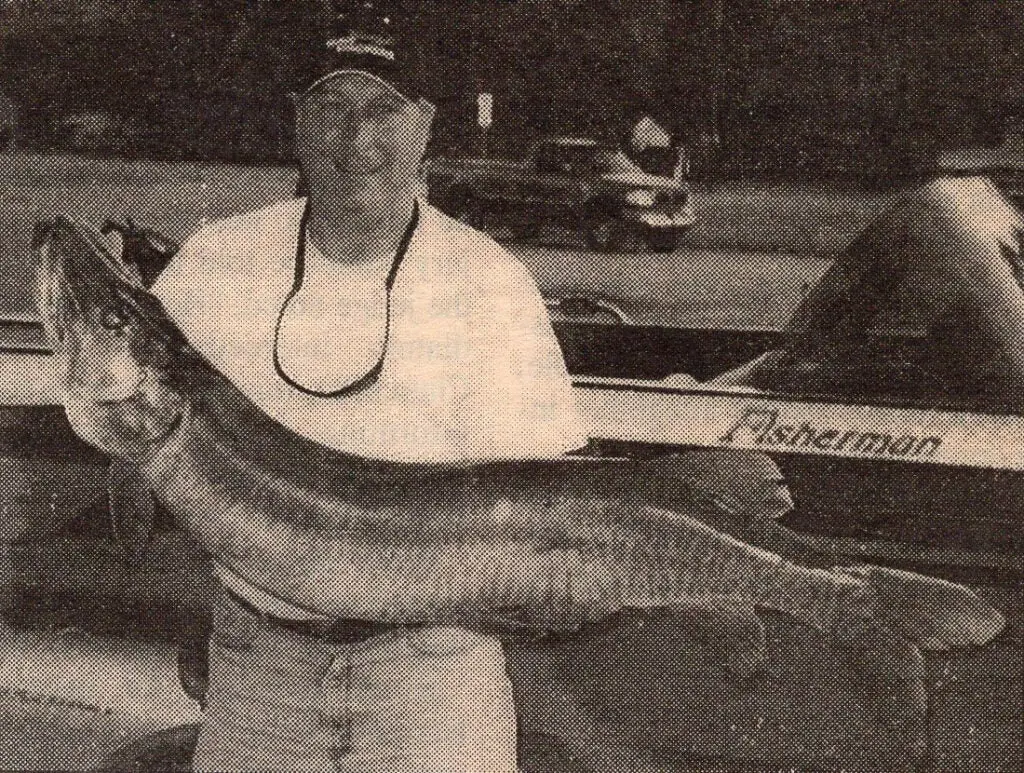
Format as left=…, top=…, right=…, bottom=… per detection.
left=325, top=116, right=376, bottom=152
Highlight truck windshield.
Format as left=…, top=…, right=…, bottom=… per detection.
left=538, top=144, right=654, bottom=178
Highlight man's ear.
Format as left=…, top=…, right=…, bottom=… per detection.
left=416, top=98, right=437, bottom=128
left=412, top=99, right=436, bottom=163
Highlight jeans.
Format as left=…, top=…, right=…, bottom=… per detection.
left=192, top=586, right=519, bottom=772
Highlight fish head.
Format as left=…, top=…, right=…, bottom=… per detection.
left=33, top=216, right=189, bottom=462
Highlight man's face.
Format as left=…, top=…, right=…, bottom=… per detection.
left=295, top=74, right=433, bottom=215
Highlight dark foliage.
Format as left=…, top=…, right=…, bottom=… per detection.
left=1, top=0, right=1022, bottom=172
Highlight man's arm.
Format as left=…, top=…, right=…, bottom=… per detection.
left=450, top=254, right=589, bottom=460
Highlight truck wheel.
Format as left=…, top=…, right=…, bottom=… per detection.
left=646, top=228, right=682, bottom=253
left=584, top=215, right=622, bottom=252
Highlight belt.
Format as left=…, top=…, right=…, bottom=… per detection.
left=225, top=589, right=403, bottom=645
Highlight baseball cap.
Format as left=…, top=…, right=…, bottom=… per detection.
left=300, top=1, right=423, bottom=103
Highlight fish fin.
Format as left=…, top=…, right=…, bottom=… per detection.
left=665, top=599, right=768, bottom=681
left=107, top=459, right=157, bottom=565
left=641, top=450, right=793, bottom=538
left=832, top=616, right=928, bottom=746
left=597, top=600, right=768, bottom=682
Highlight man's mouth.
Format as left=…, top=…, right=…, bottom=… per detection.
left=331, top=159, right=384, bottom=176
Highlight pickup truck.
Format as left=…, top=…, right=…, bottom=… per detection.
left=425, top=136, right=695, bottom=252
left=937, top=133, right=1024, bottom=209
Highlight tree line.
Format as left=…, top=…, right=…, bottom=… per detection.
left=2, top=0, right=1021, bottom=173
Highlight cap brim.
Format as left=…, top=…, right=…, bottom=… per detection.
left=302, top=69, right=412, bottom=104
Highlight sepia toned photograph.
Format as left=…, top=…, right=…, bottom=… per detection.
left=0, top=1, right=1021, bottom=770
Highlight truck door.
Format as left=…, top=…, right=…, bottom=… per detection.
left=519, top=143, right=587, bottom=211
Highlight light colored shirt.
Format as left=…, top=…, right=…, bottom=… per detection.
left=152, top=197, right=588, bottom=464
left=152, top=197, right=589, bottom=619
left=274, top=237, right=393, bottom=394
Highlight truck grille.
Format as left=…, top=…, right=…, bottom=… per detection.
left=655, top=190, right=687, bottom=206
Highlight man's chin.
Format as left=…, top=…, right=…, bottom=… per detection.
left=317, top=184, right=405, bottom=212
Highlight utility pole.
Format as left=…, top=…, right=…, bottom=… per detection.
left=709, top=0, right=723, bottom=153
left=691, top=0, right=724, bottom=174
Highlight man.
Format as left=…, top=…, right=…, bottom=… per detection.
left=151, top=18, right=587, bottom=773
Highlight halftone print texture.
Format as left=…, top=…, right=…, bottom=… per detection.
left=1, top=1, right=1022, bottom=772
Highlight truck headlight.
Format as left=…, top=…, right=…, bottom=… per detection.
left=624, top=189, right=657, bottom=207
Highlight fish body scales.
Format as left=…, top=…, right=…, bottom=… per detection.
left=136, top=409, right=841, bottom=632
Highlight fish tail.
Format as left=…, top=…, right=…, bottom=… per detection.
left=758, top=560, right=874, bottom=634
left=586, top=506, right=875, bottom=633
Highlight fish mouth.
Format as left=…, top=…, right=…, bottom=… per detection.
left=100, top=395, right=184, bottom=444
left=61, top=388, right=186, bottom=465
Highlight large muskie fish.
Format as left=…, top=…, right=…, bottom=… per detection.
left=34, top=215, right=1003, bottom=655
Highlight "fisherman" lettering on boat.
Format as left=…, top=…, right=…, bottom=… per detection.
left=719, top=407, right=943, bottom=459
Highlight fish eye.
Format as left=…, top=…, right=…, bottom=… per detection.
left=100, top=305, right=128, bottom=330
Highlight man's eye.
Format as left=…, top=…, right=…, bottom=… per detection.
left=363, top=102, right=402, bottom=122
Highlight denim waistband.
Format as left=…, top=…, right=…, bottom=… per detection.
left=223, top=587, right=405, bottom=645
